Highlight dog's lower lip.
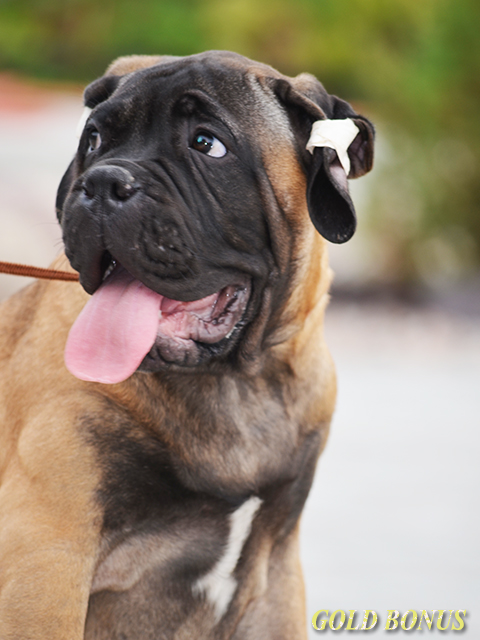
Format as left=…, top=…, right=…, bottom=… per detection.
left=138, top=278, right=251, bottom=369
left=154, top=281, right=250, bottom=347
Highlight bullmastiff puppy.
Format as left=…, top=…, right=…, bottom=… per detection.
left=0, top=51, right=374, bottom=639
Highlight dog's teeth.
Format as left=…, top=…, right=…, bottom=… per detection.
left=103, top=259, right=116, bottom=281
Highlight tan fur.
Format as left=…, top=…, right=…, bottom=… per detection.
left=106, top=55, right=170, bottom=76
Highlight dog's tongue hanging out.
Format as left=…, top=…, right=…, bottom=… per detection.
left=65, top=267, right=162, bottom=384
left=65, top=266, right=240, bottom=383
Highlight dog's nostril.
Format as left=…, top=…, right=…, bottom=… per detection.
left=113, top=180, right=136, bottom=201
left=81, top=167, right=137, bottom=202
left=82, top=176, right=96, bottom=199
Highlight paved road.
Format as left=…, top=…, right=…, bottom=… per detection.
left=303, top=302, right=480, bottom=637
left=1, top=76, right=479, bottom=637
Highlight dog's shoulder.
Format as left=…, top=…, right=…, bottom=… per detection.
left=0, top=281, right=46, bottom=362
left=0, top=256, right=85, bottom=363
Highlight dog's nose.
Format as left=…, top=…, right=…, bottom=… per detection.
left=82, top=166, right=137, bottom=203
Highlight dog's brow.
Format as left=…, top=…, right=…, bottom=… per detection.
left=174, top=90, right=240, bottom=138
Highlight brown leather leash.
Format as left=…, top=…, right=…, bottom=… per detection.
left=0, top=260, right=79, bottom=282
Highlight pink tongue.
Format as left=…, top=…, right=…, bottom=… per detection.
left=65, top=267, right=162, bottom=384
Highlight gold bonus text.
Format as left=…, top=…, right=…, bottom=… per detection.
left=311, top=610, right=467, bottom=632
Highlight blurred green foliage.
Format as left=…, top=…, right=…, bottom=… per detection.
left=1, top=0, right=479, bottom=285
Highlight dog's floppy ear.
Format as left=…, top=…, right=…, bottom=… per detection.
left=80, top=55, right=179, bottom=121
left=270, top=74, right=374, bottom=243
left=82, top=57, right=162, bottom=107
left=83, top=75, right=121, bottom=109
left=76, top=56, right=180, bottom=158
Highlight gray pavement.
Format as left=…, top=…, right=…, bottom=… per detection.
left=1, top=76, right=478, bottom=637
left=303, top=303, right=480, bottom=637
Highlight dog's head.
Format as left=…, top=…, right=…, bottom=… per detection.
left=57, top=51, right=374, bottom=382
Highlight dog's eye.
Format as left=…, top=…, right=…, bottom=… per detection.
left=87, top=130, right=102, bottom=154
left=191, top=132, right=227, bottom=158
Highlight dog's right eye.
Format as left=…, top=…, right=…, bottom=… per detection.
left=87, top=130, right=102, bottom=154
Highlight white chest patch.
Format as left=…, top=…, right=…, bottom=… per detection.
left=193, top=496, right=262, bottom=621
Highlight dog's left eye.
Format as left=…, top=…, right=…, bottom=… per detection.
left=87, top=130, right=102, bottom=154
left=191, top=132, right=227, bottom=158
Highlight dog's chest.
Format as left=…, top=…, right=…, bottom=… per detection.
left=90, top=494, right=263, bottom=622
left=84, top=383, right=320, bottom=611
left=88, top=374, right=306, bottom=519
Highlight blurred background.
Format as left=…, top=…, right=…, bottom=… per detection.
left=0, top=0, right=479, bottom=637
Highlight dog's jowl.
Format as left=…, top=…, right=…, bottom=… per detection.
left=0, top=51, right=374, bottom=639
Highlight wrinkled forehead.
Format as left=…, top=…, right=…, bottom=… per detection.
left=111, top=53, right=293, bottom=141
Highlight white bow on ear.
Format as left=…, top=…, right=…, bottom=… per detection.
left=306, top=118, right=359, bottom=176
left=76, top=107, right=93, bottom=139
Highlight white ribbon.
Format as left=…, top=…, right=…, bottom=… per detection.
left=306, top=118, right=359, bottom=176
left=76, top=106, right=93, bottom=139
